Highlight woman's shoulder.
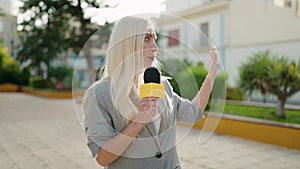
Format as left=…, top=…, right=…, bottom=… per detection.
left=161, top=76, right=172, bottom=88
left=161, top=76, right=175, bottom=96
left=84, top=77, right=111, bottom=99
left=94, top=77, right=111, bottom=88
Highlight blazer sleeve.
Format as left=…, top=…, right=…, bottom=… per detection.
left=163, top=79, right=204, bottom=124
left=82, top=83, right=118, bottom=158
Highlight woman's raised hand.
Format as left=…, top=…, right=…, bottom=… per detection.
left=208, top=46, right=219, bottom=80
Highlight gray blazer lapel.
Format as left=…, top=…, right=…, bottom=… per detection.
left=145, top=122, right=162, bottom=150
left=158, top=97, right=172, bottom=134
left=129, top=89, right=164, bottom=151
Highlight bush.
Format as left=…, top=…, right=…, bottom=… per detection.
left=166, top=63, right=227, bottom=100
left=239, top=50, right=300, bottom=118
left=175, top=64, right=207, bottom=99
left=20, top=67, right=31, bottom=86
left=0, top=63, right=22, bottom=85
left=48, top=66, right=73, bottom=90
left=29, top=77, right=48, bottom=89
left=226, top=87, right=244, bottom=101
left=160, top=59, right=227, bottom=110
left=48, top=66, right=73, bottom=81
left=0, top=45, right=23, bottom=85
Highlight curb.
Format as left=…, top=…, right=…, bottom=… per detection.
left=179, top=114, right=300, bottom=151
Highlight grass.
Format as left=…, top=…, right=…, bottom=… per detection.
left=224, top=104, right=300, bottom=125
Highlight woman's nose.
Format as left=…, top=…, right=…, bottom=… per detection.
left=151, top=41, right=158, bottom=52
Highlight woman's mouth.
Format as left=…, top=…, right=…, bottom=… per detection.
left=148, top=56, right=155, bottom=61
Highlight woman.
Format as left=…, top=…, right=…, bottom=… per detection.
left=83, top=16, right=218, bottom=169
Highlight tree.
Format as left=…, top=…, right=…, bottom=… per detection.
left=18, top=0, right=114, bottom=84
left=267, top=57, right=300, bottom=118
left=0, top=45, right=22, bottom=85
left=18, top=0, right=71, bottom=78
left=239, top=51, right=272, bottom=102
left=66, top=0, right=114, bottom=84
left=239, top=51, right=300, bottom=118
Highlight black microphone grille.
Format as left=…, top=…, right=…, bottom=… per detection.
left=144, top=67, right=161, bottom=84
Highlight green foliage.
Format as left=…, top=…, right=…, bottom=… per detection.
left=160, top=58, right=193, bottom=97
left=160, top=59, right=206, bottom=99
left=17, top=0, right=114, bottom=85
left=224, top=104, right=300, bottom=125
left=213, top=73, right=227, bottom=99
left=48, top=66, right=73, bottom=90
left=0, top=7, right=5, bottom=17
left=20, top=67, right=31, bottom=86
left=175, top=67, right=200, bottom=99
left=29, top=77, right=48, bottom=89
left=176, top=64, right=208, bottom=99
left=18, top=0, right=72, bottom=75
left=48, top=66, right=73, bottom=81
left=239, top=50, right=300, bottom=118
left=226, top=87, right=244, bottom=101
left=267, top=57, right=300, bottom=97
left=0, top=46, right=14, bottom=66
left=189, top=64, right=208, bottom=88
left=238, top=50, right=300, bottom=98
left=0, top=62, right=22, bottom=85
left=239, top=50, right=272, bottom=97
left=0, top=45, right=23, bottom=85
left=161, top=59, right=227, bottom=102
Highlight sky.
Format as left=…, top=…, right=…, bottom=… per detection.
left=89, top=0, right=166, bottom=25
left=6, top=0, right=165, bottom=26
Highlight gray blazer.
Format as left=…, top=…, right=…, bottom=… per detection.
left=83, top=77, right=203, bottom=169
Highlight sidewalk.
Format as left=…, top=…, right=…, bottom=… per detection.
left=0, top=93, right=299, bottom=169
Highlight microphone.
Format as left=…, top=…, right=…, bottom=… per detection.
left=140, top=67, right=164, bottom=98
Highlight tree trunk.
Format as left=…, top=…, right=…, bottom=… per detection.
left=46, top=60, right=50, bottom=80
left=263, top=96, right=266, bottom=103
left=84, top=42, right=95, bottom=85
left=77, top=0, right=95, bottom=85
left=276, top=96, right=286, bottom=118
left=45, top=60, right=52, bottom=88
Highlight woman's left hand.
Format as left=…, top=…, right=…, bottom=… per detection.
left=208, top=46, right=218, bottom=80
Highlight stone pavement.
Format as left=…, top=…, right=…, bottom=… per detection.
left=0, top=93, right=299, bottom=169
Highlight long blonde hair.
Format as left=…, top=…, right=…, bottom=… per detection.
left=103, top=16, right=157, bottom=122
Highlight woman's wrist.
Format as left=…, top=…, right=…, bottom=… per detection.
left=131, top=119, right=147, bottom=127
left=207, top=72, right=216, bottom=82
left=131, top=113, right=149, bottom=126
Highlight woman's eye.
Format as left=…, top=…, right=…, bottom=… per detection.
left=145, top=37, right=150, bottom=41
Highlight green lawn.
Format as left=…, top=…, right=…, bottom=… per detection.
left=223, top=104, right=300, bottom=125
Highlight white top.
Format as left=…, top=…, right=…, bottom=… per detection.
left=152, top=113, right=161, bottom=134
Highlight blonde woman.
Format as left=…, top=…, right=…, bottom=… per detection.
left=83, top=16, right=218, bottom=169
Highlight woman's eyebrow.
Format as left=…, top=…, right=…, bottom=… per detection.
left=145, top=33, right=157, bottom=39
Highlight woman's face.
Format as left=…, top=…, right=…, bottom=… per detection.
left=143, top=29, right=158, bottom=68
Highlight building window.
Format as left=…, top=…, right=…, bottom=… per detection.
left=274, top=0, right=293, bottom=8
left=284, top=0, right=292, bottom=7
left=168, top=29, right=179, bottom=46
left=200, top=22, right=209, bottom=47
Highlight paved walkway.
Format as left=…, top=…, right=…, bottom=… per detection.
left=0, top=93, right=299, bottom=169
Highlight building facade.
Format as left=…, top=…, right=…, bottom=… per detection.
left=0, top=0, right=19, bottom=59
left=158, top=0, right=300, bottom=104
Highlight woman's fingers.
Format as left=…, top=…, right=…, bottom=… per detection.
left=208, top=46, right=219, bottom=79
left=210, top=46, right=218, bottom=61
left=135, top=97, right=159, bottom=123
left=140, top=97, right=159, bottom=113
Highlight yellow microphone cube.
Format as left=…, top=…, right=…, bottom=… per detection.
left=140, top=83, right=164, bottom=98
